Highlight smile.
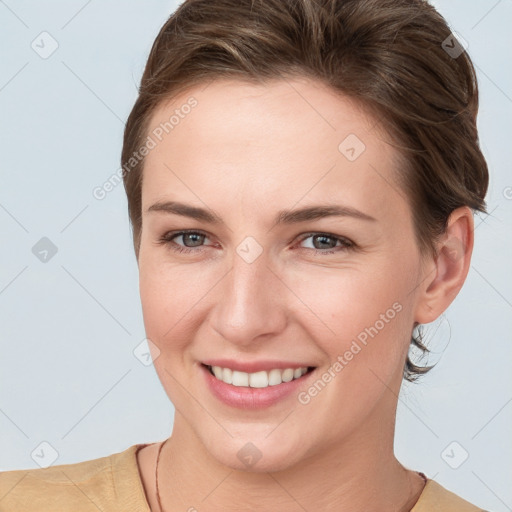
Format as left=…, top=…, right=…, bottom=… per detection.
left=206, top=365, right=312, bottom=388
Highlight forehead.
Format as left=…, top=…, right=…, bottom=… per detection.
left=141, top=77, right=407, bottom=225
left=146, top=77, right=383, bottom=158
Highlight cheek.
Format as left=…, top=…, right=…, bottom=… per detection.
left=287, top=265, right=416, bottom=435
left=138, top=262, right=200, bottom=404
left=138, top=251, right=216, bottom=354
left=138, top=252, right=184, bottom=344
left=287, top=258, right=417, bottom=374
left=139, top=235, right=419, bottom=365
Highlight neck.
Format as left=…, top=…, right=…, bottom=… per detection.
left=156, top=390, right=424, bottom=512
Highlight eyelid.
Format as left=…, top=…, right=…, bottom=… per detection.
left=158, top=229, right=213, bottom=249
left=158, top=229, right=355, bottom=254
left=296, top=231, right=354, bottom=247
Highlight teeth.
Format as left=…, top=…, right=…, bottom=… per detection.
left=281, top=368, right=294, bottom=382
left=249, top=371, right=268, bottom=388
left=209, top=365, right=310, bottom=388
left=268, top=369, right=282, bottom=386
left=232, top=370, right=249, bottom=386
left=222, top=367, right=233, bottom=384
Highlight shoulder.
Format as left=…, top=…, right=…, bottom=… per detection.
left=412, top=478, right=488, bottom=512
left=0, top=444, right=150, bottom=512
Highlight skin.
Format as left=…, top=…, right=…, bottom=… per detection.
left=135, top=77, right=474, bottom=511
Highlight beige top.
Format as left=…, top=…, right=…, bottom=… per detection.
left=0, top=443, right=486, bottom=511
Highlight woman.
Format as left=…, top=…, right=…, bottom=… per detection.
left=0, top=0, right=491, bottom=510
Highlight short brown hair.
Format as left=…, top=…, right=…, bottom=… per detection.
left=122, top=0, right=489, bottom=381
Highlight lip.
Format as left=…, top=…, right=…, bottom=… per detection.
left=201, top=359, right=312, bottom=373
left=200, top=363, right=316, bottom=409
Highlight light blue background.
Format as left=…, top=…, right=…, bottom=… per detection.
left=0, top=1, right=510, bottom=510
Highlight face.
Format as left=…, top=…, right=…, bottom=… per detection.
left=137, top=77, right=428, bottom=472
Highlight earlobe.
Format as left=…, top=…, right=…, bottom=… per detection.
left=414, top=206, right=474, bottom=325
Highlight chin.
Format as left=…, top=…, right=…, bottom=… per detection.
left=203, top=431, right=310, bottom=473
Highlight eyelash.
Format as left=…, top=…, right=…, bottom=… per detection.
left=156, top=230, right=355, bottom=256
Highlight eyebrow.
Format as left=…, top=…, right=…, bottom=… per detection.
left=145, top=200, right=376, bottom=227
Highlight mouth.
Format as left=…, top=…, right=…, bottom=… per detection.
left=203, top=363, right=316, bottom=389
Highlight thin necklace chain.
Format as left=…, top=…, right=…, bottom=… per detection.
left=154, top=438, right=427, bottom=512
left=155, top=438, right=168, bottom=512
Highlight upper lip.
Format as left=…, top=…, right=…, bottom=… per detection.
left=201, top=359, right=315, bottom=373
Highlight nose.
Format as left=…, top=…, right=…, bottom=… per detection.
left=210, top=248, right=288, bottom=348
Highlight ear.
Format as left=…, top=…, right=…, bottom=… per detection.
left=414, top=206, right=474, bottom=325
